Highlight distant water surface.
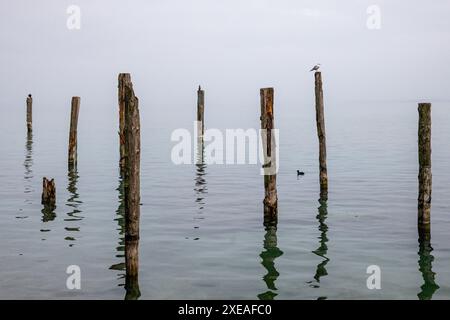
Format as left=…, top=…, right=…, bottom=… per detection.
left=1, top=98, right=450, bottom=299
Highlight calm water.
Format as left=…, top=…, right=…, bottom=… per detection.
left=1, top=96, right=450, bottom=299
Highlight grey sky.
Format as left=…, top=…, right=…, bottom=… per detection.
left=1, top=0, right=450, bottom=125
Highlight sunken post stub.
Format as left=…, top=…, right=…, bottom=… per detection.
left=41, top=177, right=56, bottom=209
left=314, top=72, right=328, bottom=200
left=118, top=73, right=131, bottom=175
left=260, top=87, right=278, bottom=225
left=26, top=94, right=32, bottom=132
left=121, top=73, right=141, bottom=278
left=418, top=103, right=432, bottom=234
left=68, top=97, right=80, bottom=168
left=197, top=85, right=205, bottom=138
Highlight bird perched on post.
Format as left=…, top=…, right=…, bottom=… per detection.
left=297, top=170, right=305, bottom=176
left=310, top=64, right=321, bottom=72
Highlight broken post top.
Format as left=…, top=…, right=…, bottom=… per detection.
left=198, top=85, right=202, bottom=92
left=118, top=73, right=133, bottom=99
left=118, top=73, right=138, bottom=102
left=314, top=71, right=322, bottom=82
left=27, top=94, right=32, bottom=98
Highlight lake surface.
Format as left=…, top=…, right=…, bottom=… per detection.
left=1, top=94, right=450, bottom=299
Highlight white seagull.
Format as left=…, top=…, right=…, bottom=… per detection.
left=310, top=63, right=321, bottom=72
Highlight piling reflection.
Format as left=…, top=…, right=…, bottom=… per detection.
left=193, top=140, right=207, bottom=239
left=417, top=230, right=439, bottom=300
left=125, top=238, right=140, bottom=300
left=258, top=219, right=283, bottom=300
left=21, top=132, right=34, bottom=220
left=24, top=132, right=34, bottom=196
left=64, top=169, right=83, bottom=246
left=311, top=199, right=330, bottom=289
left=110, top=174, right=140, bottom=300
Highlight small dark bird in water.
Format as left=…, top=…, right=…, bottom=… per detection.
left=297, top=170, right=305, bottom=176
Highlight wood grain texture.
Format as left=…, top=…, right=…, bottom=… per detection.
left=260, top=87, right=278, bottom=226
left=41, top=177, right=56, bottom=209
left=118, top=73, right=130, bottom=175
left=197, top=85, right=205, bottom=138
left=26, top=96, right=32, bottom=132
left=314, top=72, right=328, bottom=200
left=68, top=97, right=80, bottom=168
left=121, top=73, right=141, bottom=280
left=418, top=103, right=432, bottom=232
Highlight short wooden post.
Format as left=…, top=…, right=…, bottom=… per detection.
left=121, top=73, right=141, bottom=281
left=314, top=72, right=328, bottom=200
left=118, top=74, right=130, bottom=175
left=197, top=85, right=205, bottom=138
left=68, top=96, right=80, bottom=168
left=26, top=94, right=32, bottom=132
left=418, top=103, right=432, bottom=235
left=260, top=88, right=278, bottom=226
left=41, top=177, right=56, bottom=209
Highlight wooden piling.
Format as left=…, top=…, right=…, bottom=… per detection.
left=125, top=238, right=141, bottom=300
left=68, top=96, right=80, bottom=168
left=41, top=177, right=56, bottom=209
left=26, top=94, right=32, bottom=132
left=260, top=88, right=278, bottom=226
left=418, top=103, right=432, bottom=235
left=121, top=73, right=141, bottom=280
left=118, top=74, right=130, bottom=175
left=314, top=72, right=328, bottom=200
left=197, top=85, right=205, bottom=138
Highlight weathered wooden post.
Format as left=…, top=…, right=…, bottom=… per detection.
left=26, top=94, right=32, bottom=132
left=197, top=85, right=205, bottom=138
left=418, top=103, right=432, bottom=236
left=118, top=74, right=130, bottom=175
left=41, top=177, right=56, bottom=209
left=68, top=96, right=80, bottom=169
left=260, top=88, right=278, bottom=226
left=314, top=72, right=328, bottom=200
left=120, top=73, right=141, bottom=288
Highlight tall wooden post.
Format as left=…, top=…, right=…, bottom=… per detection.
left=41, top=177, right=56, bottom=210
left=260, top=88, right=278, bottom=226
left=26, top=94, right=32, bottom=132
left=197, top=85, right=205, bottom=138
left=120, top=73, right=141, bottom=285
left=118, top=74, right=130, bottom=175
left=418, top=103, right=432, bottom=236
left=314, top=72, right=328, bottom=200
left=68, top=97, right=80, bottom=169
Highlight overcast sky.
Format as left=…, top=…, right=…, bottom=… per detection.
left=1, top=0, right=449, bottom=124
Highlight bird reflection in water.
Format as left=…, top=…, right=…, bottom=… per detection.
left=258, top=214, right=283, bottom=300
left=417, top=229, right=439, bottom=300
left=305, top=199, right=329, bottom=300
